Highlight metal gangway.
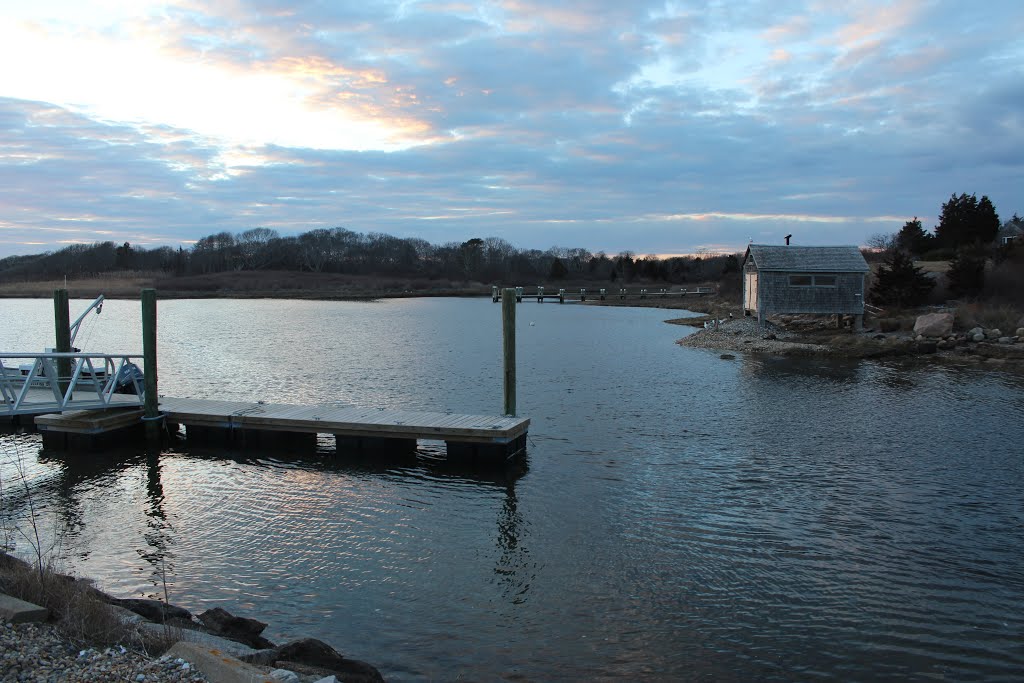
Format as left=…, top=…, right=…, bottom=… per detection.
left=1, top=352, right=144, bottom=417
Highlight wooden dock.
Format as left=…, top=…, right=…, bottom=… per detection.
left=33, top=397, right=530, bottom=460
left=492, top=285, right=715, bottom=302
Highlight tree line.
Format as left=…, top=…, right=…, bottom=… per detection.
left=0, top=227, right=742, bottom=286
left=869, top=193, right=1023, bottom=307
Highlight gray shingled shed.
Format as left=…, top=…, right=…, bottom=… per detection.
left=742, top=245, right=869, bottom=327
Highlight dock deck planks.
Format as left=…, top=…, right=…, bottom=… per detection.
left=158, top=396, right=529, bottom=445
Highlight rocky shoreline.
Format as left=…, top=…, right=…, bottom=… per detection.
left=675, top=313, right=1024, bottom=365
left=0, top=553, right=384, bottom=683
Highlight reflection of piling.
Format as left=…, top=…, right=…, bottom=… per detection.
left=53, top=289, right=72, bottom=397
left=141, top=289, right=161, bottom=444
left=502, top=288, right=516, bottom=416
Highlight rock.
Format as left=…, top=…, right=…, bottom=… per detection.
left=913, top=312, right=953, bottom=338
left=108, top=598, right=193, bottom=624
left=998, top=337, right=1013, bottom=344
left=271, top=669, right=301, bottom=682
left=986, top=328, right=1002, bottom=339
left=878, top=318, right=901, bottom=332
left=971, top=332, right=985, bottom=342
left=936, top=339, right=956, bottom=350
left=968, top=326, right=984, bottom=338
left=719, top=354, right=735, bottom=360
left=762, top=332, right=776, bottom=340
left=915, top=340, right=938, bottom=354
left=1016, top=328, right=1024, bottom=338
left=272, top=639, right=385, bottom=683
left=198, top=607, right=275, bottom=649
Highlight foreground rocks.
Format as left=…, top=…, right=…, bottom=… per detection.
left=1, top=619, right=207, bottom=682
left=676, top=314, right=1024, bottom=364
left=0, top=552, right=386, bottom=682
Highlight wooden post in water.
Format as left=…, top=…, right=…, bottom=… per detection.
left=502, top=288, right=516, bottom=416
left=53, top=288, right=72, bottom=397
left=141, top=289, right=161, bottom=443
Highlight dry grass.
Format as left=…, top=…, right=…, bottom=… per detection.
left=0, top=273, right=159, bottom=298
left=0, top=556, right=130, bottom=646
left=916, top=260, right=952, bottom=273
left=955, top=302, right=1024, bottom=332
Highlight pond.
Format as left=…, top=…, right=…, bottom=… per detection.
left=1, top=297, right=1022, bottom=680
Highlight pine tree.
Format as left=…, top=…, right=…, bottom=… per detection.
left=870, top=251, right=934, bottom=308
left=946, top=248, right=986, bottom=298
left=934, top=193, right=1001, bottom=249
left=895, top=217, right=934, bottom=257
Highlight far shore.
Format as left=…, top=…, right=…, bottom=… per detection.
left=0, top=271, right=738, bottom=312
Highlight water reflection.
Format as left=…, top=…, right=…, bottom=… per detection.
left=138, top=453, right=175, bottom=600
left=740, top=355, right=864, bottom=384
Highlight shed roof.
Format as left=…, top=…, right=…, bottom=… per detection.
left=744, top=245, right=869, bottom=273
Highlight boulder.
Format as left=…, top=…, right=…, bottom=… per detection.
left=108, top=598, right=193, bottom=624
left=913, top=312, right=953, bottom=338
left=971, top=332, right=985, bottom=342
left=198, top=607, right=276, bottom=650
left=968, top=326, right=984, bottom=338
left=271, top=639, right=384, bottom=683
left=986, top=328, right=1003, bottom=339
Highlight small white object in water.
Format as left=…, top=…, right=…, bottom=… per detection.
left=530, top=321, right=535, bottom=326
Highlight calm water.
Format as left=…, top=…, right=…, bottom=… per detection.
left=2, top=297, right=1023, bottom=681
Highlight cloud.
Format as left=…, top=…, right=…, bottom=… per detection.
left=0, top=0, right=1022, bottom=257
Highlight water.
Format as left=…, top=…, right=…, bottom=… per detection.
left=2, top=297, right=1023, bottom=680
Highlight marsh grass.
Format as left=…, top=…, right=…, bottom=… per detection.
left=956, top=302, right=1023, bottom=332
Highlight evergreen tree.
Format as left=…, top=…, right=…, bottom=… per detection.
left=946, top=248, right=986, bottom=298
left=870, top=250, right=934, bottom=308
left=934, top=193, right=1000, bottom=249
left=895, top=217, right=934, bottom=257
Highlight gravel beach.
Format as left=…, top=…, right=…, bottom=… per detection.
left=676, top=316, right=829, bottom=355
left=0, top=620, right=207, bottom=683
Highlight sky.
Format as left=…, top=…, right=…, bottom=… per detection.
left=0, top=0, right=1021, bottom=259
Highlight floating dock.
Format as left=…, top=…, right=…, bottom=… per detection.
left=33, top=397, right=530, bottom=460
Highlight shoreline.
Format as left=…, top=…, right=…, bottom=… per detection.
left=0, top=551, right=384, bottom=682
left=675, top=316, right=1024, bottom=366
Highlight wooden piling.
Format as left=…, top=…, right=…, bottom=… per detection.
left=141, top=288, right=161, bottom=443
left=53, top=289, right=72, bottom=397
left=502, top=288, right=516, bottom=416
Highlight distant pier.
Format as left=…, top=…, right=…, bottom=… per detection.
left=492, top=285, right=715, bottom=303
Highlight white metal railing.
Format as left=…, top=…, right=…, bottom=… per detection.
left=0, top=352, right=144, bottom=417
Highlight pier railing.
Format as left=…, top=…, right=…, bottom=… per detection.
left=0, top=352, right=144, bottom=417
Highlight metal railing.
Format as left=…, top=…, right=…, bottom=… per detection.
left=0, top=352, right=144, bottom=417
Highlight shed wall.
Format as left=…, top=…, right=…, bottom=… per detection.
left=758, top=271, right=865, bottom=315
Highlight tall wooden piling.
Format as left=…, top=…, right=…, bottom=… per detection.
left=141, top=289, right=161, bottom=443
left=502, top=288, right=516, bottom=416
left=53, top=289, right=72, bottom=396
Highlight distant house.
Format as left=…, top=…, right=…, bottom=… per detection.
left=742, top=245, right=870, bottom=328
left=997, top=220, right=1023, bottom=246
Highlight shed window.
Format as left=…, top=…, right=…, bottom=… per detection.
left=788, top=274, right=837, bottom=287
